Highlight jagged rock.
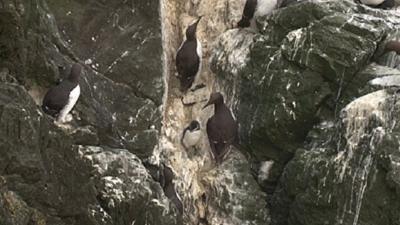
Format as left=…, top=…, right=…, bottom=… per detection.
left=0, top=0, right=170, bottom=223
left=0, top=0, right=162, bottom=157
left=77, top=145, right=181, bottom=225
left=211, top=0, right=400, bottom=188
left=0, top=83, right=179, bottom=225
left=47, top=0, right=163, bottom=104
left=272, top=90, right=400, bottom=225
left=202, top=149, right=271, bottom=225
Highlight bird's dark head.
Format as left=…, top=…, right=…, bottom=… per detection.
left=68, top=63, right=82, bottom=83
left=186, top=16, right=202, bottom=41
left=203, top=92, right=224, bottom=109
left=188, top=120, right=200, bottom=131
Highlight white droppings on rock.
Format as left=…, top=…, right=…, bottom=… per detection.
left=85, top=59, right=93, bottom=65
left=258, top=160, right=274, bottom=182
left=369, top=75, right=400, bottom=87
left=334, top=90, right=397, bottom=225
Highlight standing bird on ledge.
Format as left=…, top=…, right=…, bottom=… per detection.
left=237, top=0, right=278, bottom=28
left=42, top=63, right=82, bottom=123
left=176, top=16, right=202, bottom=92
left=358, top=0, right=395, bottom=9
left=203, top=92, right=239, bottom=164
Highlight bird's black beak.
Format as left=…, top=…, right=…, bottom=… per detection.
left=194, top=16, right=203, bottom=28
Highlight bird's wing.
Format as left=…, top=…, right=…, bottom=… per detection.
left=206, top=118, right=222, bottom=160
left=42, top=83, right=73, bottom=111
left=176, top=42, right=200, bottom=79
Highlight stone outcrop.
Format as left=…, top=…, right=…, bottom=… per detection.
left=0, top=0, right=176, bottom=224
left=211, top=1, right=400, bottom=225
left=3, top=0, right=400, bottom=225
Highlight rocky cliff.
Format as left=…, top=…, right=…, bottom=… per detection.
left=1, top=0, right=400, bottom=225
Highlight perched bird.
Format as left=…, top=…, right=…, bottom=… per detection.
left=237, top=0, right=278, bottom=28
left=203, top=92, right=239, bottom=164
left=42, top=63, right=82, bottom=123
left=176, top=16, right=202, bottom=92
left=160, top=164, right=183, bottom=214
left=181, top=120, right=202, bottom=150
left=358, top=0, right=395, bottom=9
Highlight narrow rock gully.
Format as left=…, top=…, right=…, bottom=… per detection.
left=158, top=0, right=256, bottom=224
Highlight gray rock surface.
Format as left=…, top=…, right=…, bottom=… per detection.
left=211, top=1, right=400, bottom=225
left=47, top=0, right=163, bottom=104
left=0, top=0, right=176, bottom=225
left=0, top=83, right=179, bottom=225
left=202, top=149, right=270, bottom=225
left=273, top=89, right=400, bottom=225
left=0, top=0, right=162, bottom=158
left=3, top=0, right=400, bottom=224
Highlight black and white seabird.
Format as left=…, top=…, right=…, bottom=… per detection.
left=181, top=120, right=202, bottom=150
left=358, top=0, right=395, bottom=9
left=176, top=17, right=202, bottom=92
left=203, top=92, right=239, bottom=164
left=160, top=164, right=183, bottom=214
left=42, top=63, right=82, bottom=123
left=238, top=0, right=278, bottom=28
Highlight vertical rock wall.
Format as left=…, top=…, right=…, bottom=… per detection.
left=159, top=0, right=270, bottom=224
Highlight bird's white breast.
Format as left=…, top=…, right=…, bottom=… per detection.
left=69, top=85, right=81, bottom=104
left=183, top=129, right=202, bottom=148
left=360, top=0, right=385, bottom=5
left=196, top=39, right=202, bottom=59
left=57, top=85, right=80, bottom=123
left=196, top=39, right=202, bottom=76
left=255, top=0, right=278, bottom=17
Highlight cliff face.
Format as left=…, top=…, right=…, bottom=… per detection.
left=2, top=0, right=400, bottom=225
left=212, top=1, right=400, bottom=225
left=0, top=0, right=177, bottom=224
